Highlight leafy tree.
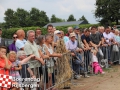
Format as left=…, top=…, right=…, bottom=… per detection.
left=79, top=15, right=89, bottom=23
left=0, top=22, right=6, bottom=29
left=51, top=14, right=65, bottom=23
left=95, top=0, right=120, bottom=25
left=67, top=14, right=76, bottom=21
left=4, top=9, right=18, bottom=28
left=15, top=8, right=30, bottom=27
left=29, top=8, right=49, bottom=27
left=29, top=8, right=41, bottom=26
left=39, top=11, right=49, bottom=26
left=51, top=14, right=56, bottom=23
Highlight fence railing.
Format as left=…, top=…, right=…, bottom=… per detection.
left=0, top=45, right=120, bottom=90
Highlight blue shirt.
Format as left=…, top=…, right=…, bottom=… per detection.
left=15, top=39, right=26, bottom=52
left=115, top=35, right=120, bottom=43
left=63, top=36, right=69, bottom=43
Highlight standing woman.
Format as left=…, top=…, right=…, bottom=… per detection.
left=44, top=34, right=62, bottom=90
left=8, top=33, right=17, bottom=52
left=36, top=35, right=50, bottom=89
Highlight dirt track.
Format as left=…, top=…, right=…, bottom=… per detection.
left=60, top=65, right=120, bottom=90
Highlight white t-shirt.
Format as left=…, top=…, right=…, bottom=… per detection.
left=110, top=32, right=115, bottom=40
left=92, top=54, right=98, bottom=62
left=103, top=32, right=112, bottom=44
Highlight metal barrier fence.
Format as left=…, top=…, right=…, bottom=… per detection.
left=0, top=45, right=120, bottom=90
left=8, top=52, right=72, bottom=90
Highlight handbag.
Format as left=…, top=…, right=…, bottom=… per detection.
left=112, top=45, right=119, bottom=52
left=0, top=68, right=12, bottom=88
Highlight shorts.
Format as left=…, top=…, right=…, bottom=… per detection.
left=48, top=67, right=54, bottom=73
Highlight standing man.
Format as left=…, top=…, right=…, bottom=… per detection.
left=24, top=30, right=45, bottom=68
left=15, top=29, right=26, bottom=52
left=0, top=28, right=5, bottom=46
left=35, top=28, right=42, bottom=39
left=47, top=24, right=54, bottom=34
left=24, top=30, right=45, bottom=90
left=73, top=26, right=84, bottom=50
left=103, top=26, right=116, bottom=64
left=81, top=29, right=91, bottom=50
left=90, top=26, right=102, bottom=49
left=66, top=33, right=89, bottom=78
left=47, top=24, right=58, bottom=48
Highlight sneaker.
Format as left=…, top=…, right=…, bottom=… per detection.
left=84, top=75, right=90, bottom=78
left=74, top=75, right=80, bottom=79
left=84, top=72, right=90, bottom=78
left=101, top=72, right=105, bottom=74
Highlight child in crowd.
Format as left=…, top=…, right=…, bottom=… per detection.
left=0, top=46, right=12, bottom=90
left=17, top=50, right=37, bottom=90
left=8, top=51, right=22, bottom=90
left=91, top=49, right=105, bottom=74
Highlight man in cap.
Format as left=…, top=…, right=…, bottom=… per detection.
left=73, top=26, right=85, bottom=51
left=54, top=30, right=61, bottom=43
left=66, top=33, right=90, bottom=79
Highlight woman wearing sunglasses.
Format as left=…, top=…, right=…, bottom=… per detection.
left=8, top=33, right=18, bottom=52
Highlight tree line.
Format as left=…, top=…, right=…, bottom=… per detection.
left=95, top=0, right=120, bottom=25
left=0, top=7, right=89, bottom=29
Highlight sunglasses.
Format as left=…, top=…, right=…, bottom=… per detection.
left=13, top=37, right=18, bottom=39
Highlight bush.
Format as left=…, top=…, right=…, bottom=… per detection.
left=2, top=24, right=99, bottom=39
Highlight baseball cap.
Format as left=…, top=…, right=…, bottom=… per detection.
left=70, top=33, right=76, bottom=37
left=74, top=26, right=80, bottom=30
left=54, top=30, right=61, bottom=35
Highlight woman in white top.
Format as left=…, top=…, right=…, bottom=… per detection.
left=44, top=34, right=62, bottom=89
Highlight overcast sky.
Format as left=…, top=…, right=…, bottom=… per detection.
left=0, top=0, right=98, bottom=24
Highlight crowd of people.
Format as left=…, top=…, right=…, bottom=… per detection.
left=0, top=24, right=120, bottom=90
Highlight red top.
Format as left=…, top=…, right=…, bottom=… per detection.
left=0, top=57, right=11, bottom=75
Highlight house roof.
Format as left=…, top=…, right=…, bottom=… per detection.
left=44, top=20, right=88, bottom=28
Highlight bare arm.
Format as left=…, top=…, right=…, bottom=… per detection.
left=3, top=55, right=12, bottom=70
left=89, top=41, right=97, bottom=48
left=83, top=39, right=90, bottom=49
left=49, top=52, right=62, bottom=57
left=101, top=37, right=105, bottom=45
left=35, top=56, right=45, bottom=65
left=20, top=55, right=35, bottom=65
left=38, top=50, right=44, bottom=58
left=98, top=41, right=102, bottom=46
left=38, top=50, right=49, bottom=59
left=20, top=47, right=24, bottom=50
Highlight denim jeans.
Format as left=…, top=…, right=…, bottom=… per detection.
left=72, top=53, right=85, bottom=74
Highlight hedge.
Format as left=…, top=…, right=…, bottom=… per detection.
left=2, top=24, right=100, bottom=39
